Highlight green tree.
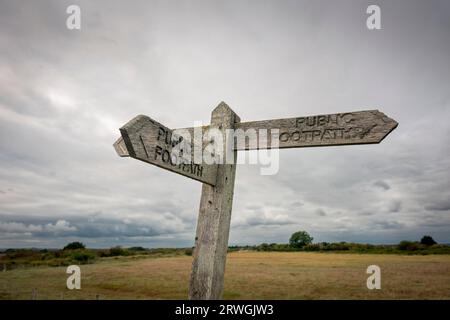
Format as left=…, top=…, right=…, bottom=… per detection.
left=420, top=235, right=437, bottom=246
left=63, top=241, right=85, bottom=250
left=289, top=231, right=313, bottom=249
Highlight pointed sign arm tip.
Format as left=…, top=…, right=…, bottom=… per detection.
left=113, top=136, right=129, bottom=157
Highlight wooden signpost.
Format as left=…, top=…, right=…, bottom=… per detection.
left=114, top=102, right=398, bottom=300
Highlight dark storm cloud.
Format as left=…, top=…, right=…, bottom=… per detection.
left=0, top=0, right=449, bottom=247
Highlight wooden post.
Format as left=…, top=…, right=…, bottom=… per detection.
left=188, top=102, right=240, bottom=300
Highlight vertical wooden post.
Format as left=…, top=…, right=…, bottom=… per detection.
left=189, top=102, right=240, bottom=300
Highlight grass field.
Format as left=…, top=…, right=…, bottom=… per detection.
left=1, top=251, right=449, bottom=300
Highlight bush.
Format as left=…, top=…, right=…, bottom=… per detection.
left=108, top=246, right=128, bottom=257
left=328, top=242, right=351, bottom=251
left=129, top=246, right=147, bottom=252
left=398, top=241, right=420, bottom=251
left=398, top=241, right=411, bottom=250
left=63, top=242, right=86, bottom=250
left=5, top=249, right=40, bottom=260
left=257, top=243, right=269, bottom=251
left=70, top=250, right=96, bottom=263
left=303, top=244, right=320, bottom=251
left=420, top=235, right=437, bottom=246
left=184, top=248, right=193, bottom=256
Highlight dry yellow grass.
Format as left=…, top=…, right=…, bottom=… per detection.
left=1, top=251, right=449, bottom=299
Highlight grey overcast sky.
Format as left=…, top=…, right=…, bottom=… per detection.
left=0, top=0, right=449, bottom=248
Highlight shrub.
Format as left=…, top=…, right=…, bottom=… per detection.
left=70, top=250, right=96, bottom=263
left=318, top=242, right=351, bottom=251
left=63, top=242, right=86, bottom=250
left=129, top=246, right=147, bottom=252
left=257, top=243, right=270, bottom=251
left=109, top=246, right=127, bottom=257
left=398, top=241, right=411, bottom=250
left=5, top=249, right=40, bottom=260
left=303, top=244, right=320, bottom=251
left=398, top=241, right=420, bottom=251
left=185, top=248, right=193, bottom=256
left=420, top=235, right=437, bottom=246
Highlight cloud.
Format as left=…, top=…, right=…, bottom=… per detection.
left=425, top=199, right=450, bottom=211
left=0, top=220, right=76, bottom=236
left=43, top=220, right=77, bottom=233
left=387, top=200, right=402, bottom=213
left=371, top=221, right=405, bottom=230
left=234, top=210, right=296, bottom=228
left=315, top=209, right=327, bottom=217
left=373, top=180, right=390, bottom=190
left=358, top=211, right=374, bottom=216
left=0, top=221, right=43, bottom=234
left=0, top=214, right=187, bottom=244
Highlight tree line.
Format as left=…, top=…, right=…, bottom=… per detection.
left=228, top=231, right=449, bottom=254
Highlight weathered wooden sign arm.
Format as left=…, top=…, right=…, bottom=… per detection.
left=119, top=114, right=218, bottom=186
left=113, top=102, right=398, bottom=300
left=114, top=109, right=398, bottom=156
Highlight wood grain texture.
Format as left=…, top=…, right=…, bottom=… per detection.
left=188, top=102, right=240, bottom=300
left=119, top=115, right=218, bottom=186
left=113, top=137, right=128, bottom=157
left=114, top=109, right=398, bottom=155
left=235, top=110, right=398, bottom=150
